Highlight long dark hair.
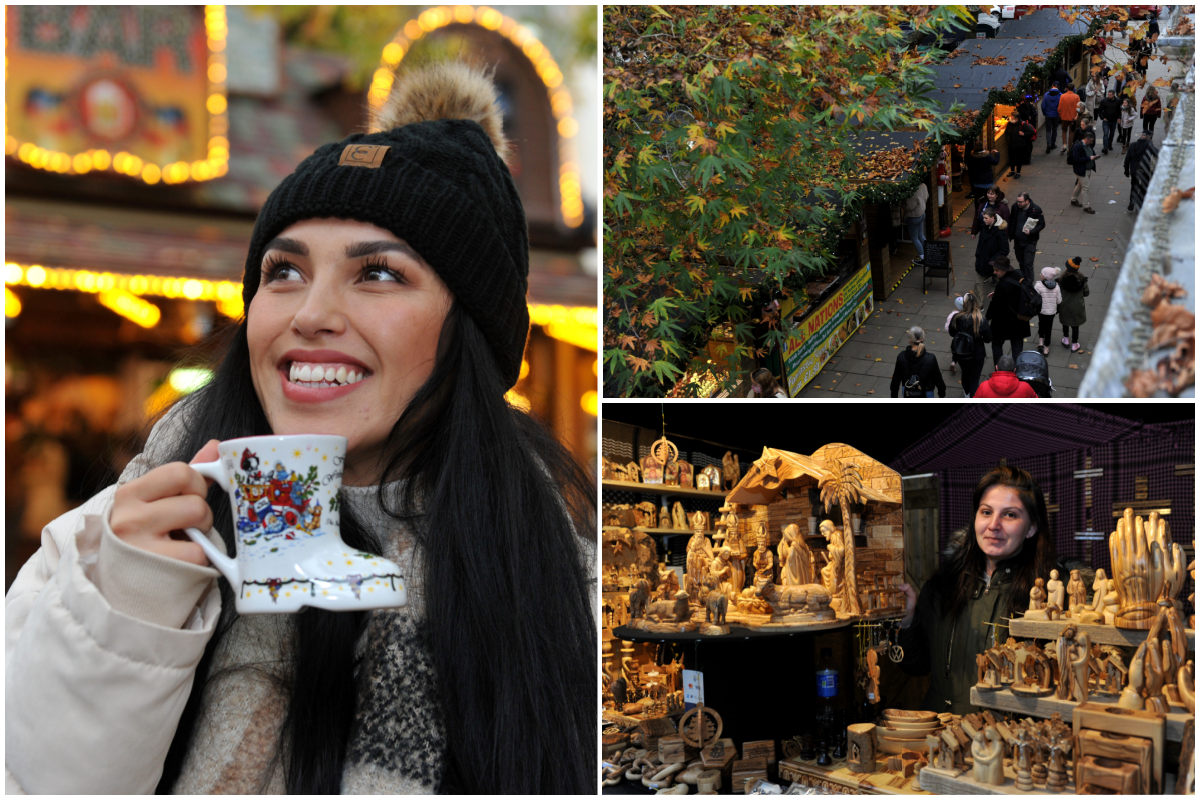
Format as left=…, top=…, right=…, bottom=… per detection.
left=154, top=303, right=596, bottom=793
left=928, top=466, right=1056, bottom=621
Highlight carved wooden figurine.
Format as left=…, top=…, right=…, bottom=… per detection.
left=865, top=650, right=881, bottom=704
left=658, top=504, right=671, bottom=530
left=1026, top=578, right=1049, bottom=619
left=646, top=591, right=691, bottom=624
left=755, top=582, right=834, bottom=621
left=846, top=723, right=876, bottom=774
left=1066, top=569, right=1088, bottom=618
left=685, top=528, right=713, bottom=604
left=708, top=548, right=736, bottom=603
left=1014, top=728, right=1035, bottom=791
left=629, top=580, right=651, bottom=619
left=724, top=511, right=747, bottom=593
left=1045, top=569, right=1065, bottom=612
left=976, top=651, right=1003, bottom=690
left=721, top=451, right=739, bottom=491
left=972, top=726, right=1004, bottom=786
left=778, top=523, right=814, bottom=586
left=1055, top=625, right=1092, bottom=703
left=818, top=519, right=849, bottom=614
left=937, top=728, right=965, bottom=774
left=1118, top=640, right=1151, bottom=710
left=1045, top=731, right=1070, bottom=792
left=704, top=574, right=728, bottom=625
left=1110, top=509, right=1184, bottom=629
left=672, top=502, right=688, bottom=530
left=752, top=524, right=774, bottom=591
left=657, top=564, right=680, bottom=600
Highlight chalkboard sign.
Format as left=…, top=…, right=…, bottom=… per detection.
left=922, top=240, right=954, bottom=295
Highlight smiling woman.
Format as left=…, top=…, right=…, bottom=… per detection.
left=5, top=63, right=595, bottom=795
left=894, top=466, right=1058, bottom=714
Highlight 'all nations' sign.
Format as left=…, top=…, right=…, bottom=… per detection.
left=5, top=6, right=229, bottom=184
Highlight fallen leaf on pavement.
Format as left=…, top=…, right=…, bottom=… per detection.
left=1068, top=364, right=1079, bottom=369
left=1107, top=238, right=1113, bottom=241
left=867, top=390, right=875, bottom=394
left=1091, top=257, right=1100, bottom=262
left=875, top=358, right=882, bottom=362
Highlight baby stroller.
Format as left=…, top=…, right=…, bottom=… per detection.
left=1015, top=350, right=1053, bottom=397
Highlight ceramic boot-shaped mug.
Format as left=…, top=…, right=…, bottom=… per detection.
left=184, top=434, right=407, bottom=613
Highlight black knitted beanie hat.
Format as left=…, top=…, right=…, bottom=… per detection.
left=242, top=63, right=529, bottom=388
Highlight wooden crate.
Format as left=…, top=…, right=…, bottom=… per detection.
left=731, top=757, right=769, bottom=794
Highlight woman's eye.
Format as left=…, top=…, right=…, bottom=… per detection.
left=264, top=260, right=302, bottom=283
left=361, top=263, right=404, bottom=283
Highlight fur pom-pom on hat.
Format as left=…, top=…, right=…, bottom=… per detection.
left=377, top=62, right=511, bottom=164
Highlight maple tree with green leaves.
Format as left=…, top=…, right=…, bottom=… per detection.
left=603, top=5, right=976, bottom=397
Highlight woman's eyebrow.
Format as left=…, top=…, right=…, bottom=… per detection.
left=345, top=240, right=421, bottom=261
left=263, top=237, right=308, bottom=256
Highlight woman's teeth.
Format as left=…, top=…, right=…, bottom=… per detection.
left=288, top=363, right=364, bottom=387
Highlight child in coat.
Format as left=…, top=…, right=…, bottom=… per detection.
left=1034, top=267, right=1063, bottom=356
left=1058, top=257, right=1090, bottom=352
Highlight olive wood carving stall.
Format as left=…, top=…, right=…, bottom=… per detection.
left=724, top=445, right=904, bottom=625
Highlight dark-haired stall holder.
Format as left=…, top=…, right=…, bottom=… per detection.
left=601, top=407, right=1195, bottom=795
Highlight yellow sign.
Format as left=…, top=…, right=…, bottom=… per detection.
left=782, top=264, right=874, bottom=397
left=5, top=6, right=228, bottom=184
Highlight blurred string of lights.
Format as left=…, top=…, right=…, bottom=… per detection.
left=5, top=262, right=596, bottom=350
left=145, top=366, right=214, bottom=418
left=3, top=6, right=230, bottom=185
left=366, top=5, right=583, bottom=228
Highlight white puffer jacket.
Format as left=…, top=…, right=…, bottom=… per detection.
left=1035, top=280, right=1063, bottom=316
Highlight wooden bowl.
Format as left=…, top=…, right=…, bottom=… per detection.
left=875, top=736, right=930, bottom=755
left=882, top=709, right=938, bottom=723
left=881, top=720, right=941, bottom=731
left=878, top=727, right=942, bottom=742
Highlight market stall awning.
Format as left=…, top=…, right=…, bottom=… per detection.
left=727, top=446, right=901, bottom=506
left=996, top=8, right=1090, bottom=40
left=930, top=36, right=1056, bottom=111
left=847, top=131, right=930, bottom=183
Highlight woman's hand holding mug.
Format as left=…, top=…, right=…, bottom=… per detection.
left=109, top=439, right=221, bottom=567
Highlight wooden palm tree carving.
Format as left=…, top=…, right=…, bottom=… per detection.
left=819, top=462, right=863, bottom=616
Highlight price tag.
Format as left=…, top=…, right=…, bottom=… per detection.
left=683, top=668, right=705, bottom=707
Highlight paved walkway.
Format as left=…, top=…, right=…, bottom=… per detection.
left=800, top=30, right=1184, bottom=399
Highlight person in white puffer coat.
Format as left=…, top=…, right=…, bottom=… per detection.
left=1034, top=267, right=1063, bottom=356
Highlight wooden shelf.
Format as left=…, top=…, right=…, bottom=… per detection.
left=602, top=525, right=706, bottom=536
left=1008, top=617, right=1196, bottom=651
left=601, top=479, right=728, bottom=499
left=918, top=763, right=1074, bottom=796
left=969, top=687, right=1190, bottom=742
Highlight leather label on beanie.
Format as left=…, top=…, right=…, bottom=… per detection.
left=339, top=144, right=390, bottom=168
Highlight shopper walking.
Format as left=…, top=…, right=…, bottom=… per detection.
left=946, top=294, right=965, bottom=375
left=1118, top=97, right=1137, bottom=153
left=1069, top=130, right=1099, bottom=214
left=1148, top=14, right=1160, bottom=54
left=970, top=185, right=1010, bottom=237
left=903, top=181, right=930, bottom=265
left=1140, top=86, right=1162, bottom=134
left=1124, top=131, right=1159, bottom=212
left=890, top=326, right=946, bottom=398
left=965, top=143, right=1001, bottom=212
left=1041, top=82, right=1062, bottom=152
left=974, top=211, right=1010, bottom=279
left=949, top=293, right=992, bottom=397
left=896, top=465, right=1058, bottom=713
left=973, top=356, right=1040, bottom=398
left=1008, top=192, right=1045, bottom=284
left=985, top=257, right=1030, bottom=365
left=1096, top=90, right=1122, bottom=154
left=1033, top=267, right=1062, bottom=357
left=1058, top=257, right=1090, bottom=352
left=750, top=368, right=788, bottom=398
left=1006, top=114, right=1035, bottom=178
left=1085, top=74, right=1105, bottom=118
left=1057, top=83, right=1080, bottom=154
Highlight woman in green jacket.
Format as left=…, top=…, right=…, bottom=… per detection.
left=896, top=466, right=1058, bottom=714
